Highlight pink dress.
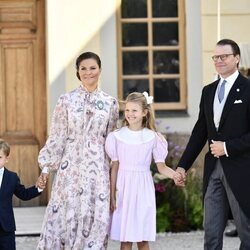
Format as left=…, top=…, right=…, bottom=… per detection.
left=105, top=127, right=168, bottom=242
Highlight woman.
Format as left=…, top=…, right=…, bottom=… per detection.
left=37, top=52, right=119, bottom=249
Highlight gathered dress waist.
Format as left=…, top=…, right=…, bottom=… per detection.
left=119, top=165, right=151, bottom=173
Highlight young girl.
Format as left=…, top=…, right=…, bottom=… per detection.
left=105, top=92, right=183, bottom=250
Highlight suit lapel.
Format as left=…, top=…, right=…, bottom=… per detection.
left=218, top=74, right=246, bottom=130
left=208, top=80, right=219, bottom=132
left=0, top=168, right=9, bottom=193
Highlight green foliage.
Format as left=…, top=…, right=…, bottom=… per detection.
left=156, top=203, right=171, bottom=232
left=185, top=173, right=203, bottom=229
left=152, top=133, right=204, bottom=232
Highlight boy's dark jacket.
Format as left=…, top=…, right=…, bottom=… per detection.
left=0, top=168, right=40, bottom=232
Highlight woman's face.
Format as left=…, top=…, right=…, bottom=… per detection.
left=78, top=58, right=101, bottom=90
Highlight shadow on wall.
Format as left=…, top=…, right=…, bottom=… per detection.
left=48, top=12, right=117, bottom=119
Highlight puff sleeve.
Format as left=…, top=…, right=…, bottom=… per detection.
left=153, top=133, right=168, bottom=163
left=105, top=132, right=118, bottom=161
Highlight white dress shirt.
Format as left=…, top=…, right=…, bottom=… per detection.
left=213, top=70, right=239, bottom=156
left=0, top=167, right=4, bottom=188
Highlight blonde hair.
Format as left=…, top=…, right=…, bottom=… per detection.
left=0, top=139, right=10, bottom=156
left=121, top=92, right=156, bottom=131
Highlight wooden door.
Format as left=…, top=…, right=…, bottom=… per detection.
left=0, top=0, right=47, bottom=206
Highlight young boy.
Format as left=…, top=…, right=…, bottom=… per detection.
left=0, top=139, right=45, bottom=250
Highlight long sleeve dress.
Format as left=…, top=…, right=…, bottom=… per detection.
left=37, top=85, right=119, bottom=250
left=105, top=127, right=168, bottom=242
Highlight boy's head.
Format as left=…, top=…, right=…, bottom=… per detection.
left=0, top=139, right=10, bottom=168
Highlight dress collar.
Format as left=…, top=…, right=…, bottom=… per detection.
left=80, top=84, right=100, bottom=94
left=114, top=126, right=155, bottom=144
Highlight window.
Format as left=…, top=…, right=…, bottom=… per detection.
left=117, top=0, right=186, bottom=110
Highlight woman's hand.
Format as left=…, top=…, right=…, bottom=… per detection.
left=36, top=173, right=49, bottom=189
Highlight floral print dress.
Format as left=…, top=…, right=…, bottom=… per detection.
left=37, top=85, right=119, bottom=250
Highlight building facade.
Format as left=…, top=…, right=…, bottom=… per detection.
left=1, top=0, right=250, bottom=205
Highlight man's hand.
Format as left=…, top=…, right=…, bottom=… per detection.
left=173, top=171, right=185, bottom=187
left=210, top=140, right=225, bottom=158
left=174, top=167, right=187, bottom=187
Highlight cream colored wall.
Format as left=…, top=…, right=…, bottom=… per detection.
left=46, top=0, right=118, bottom=122
left=45, top=0, right=203, bottom=134
left=202, top=0, right=250, bottom=84
left=157, top=0, right=203, bottom=133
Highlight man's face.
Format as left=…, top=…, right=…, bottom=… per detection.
left=213, top=44, right=239, bottom=78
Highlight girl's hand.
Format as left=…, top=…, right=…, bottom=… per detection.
left=110, top=196, right=116, bottom=212
left=173, top=171, right=185, bottom=187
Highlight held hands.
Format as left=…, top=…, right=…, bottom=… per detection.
left=210, top=140, right=225, bottom=158
left=35, top=173, right=49, bottom=190
left=173, top=167, right=187, bottom=187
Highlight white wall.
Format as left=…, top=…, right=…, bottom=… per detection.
left=99, top=0, right=118, bottom=98
left=46, top=0, right=118, bottom=123
left=202, top=0, right=250, bottom=83
left=45, top=0, right=203, bottom=134
left=157, top=0, right=203, bottom=134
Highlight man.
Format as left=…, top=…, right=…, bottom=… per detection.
left=176, top=39, right=250, bottom=249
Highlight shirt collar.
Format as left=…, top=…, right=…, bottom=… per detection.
left=0, top=167, right=4, bottom=176
left=220, top=70, right=239, bottom=86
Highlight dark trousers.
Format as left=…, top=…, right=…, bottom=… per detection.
left=204, top=160, right=250, bottom=250
left=0, top=224, right=16, bottom=250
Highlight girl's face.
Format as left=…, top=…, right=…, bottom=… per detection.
left=0, top=150, right=8, bottom=168
left=78, top=58, right=101, bottom=91
left=125, top=101, right=147, bottom=129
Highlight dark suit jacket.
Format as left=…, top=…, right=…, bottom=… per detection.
left=178, top=73, right=250, bottom=218
left=0, top=168, right=41, bottom=232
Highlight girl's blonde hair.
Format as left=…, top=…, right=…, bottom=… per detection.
left=121, top=92, right=156, bottom=131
